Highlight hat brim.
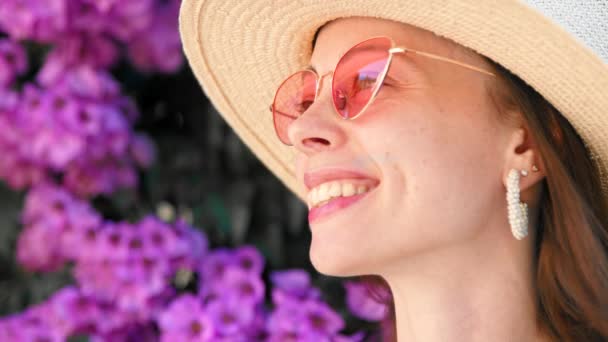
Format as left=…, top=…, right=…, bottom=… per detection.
left=179, top=0, right=608, bottom=202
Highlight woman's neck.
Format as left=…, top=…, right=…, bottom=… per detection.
left=381, top=221, right=550, bottom=342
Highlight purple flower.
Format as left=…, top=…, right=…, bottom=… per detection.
left=200, top=265, right=265, bottom=308
left=90, top=322, right=159, bottom=342
left=86, top=0, right=120, bottom=13
left=105, top=0, right=155, bottom=41
left=74, top=257, right=173, bottom=322
left=92, top=302, right=143, bottom=336
left=17, top=183, right=102, bottom=271
left=21, top=183, right=102, bottom=259
left=344, top=280, right=389, bottom=321
left=0, top=87, right=19, bottom=112
left=63, top=159, right=138, bottom=197
left=23, top=293, right=140, bottom=340
left=112, top=258, right=172, bottom=314
left=65, top=223, right=105, bottom=262
left=127, top=0, right=183, bottom=73
left=267, top=298, right=345, bottom=341
left=0, top=69, right=147, bottom=196
left=0, top=303, right=67, bottom=341
left=0, top=117, right=50, bottom=189
left=266, top=303, right=313, bottom=342
left=74, top=259, right=120, bottom=302
left=180, top=223, right=209, bottom=266
left=270, top=269, right=321, bottom=300
left=158, top=294, right=215, bottom=342
left=0, top=39, right=27, bottom=87
left=0, top=156, right=48, bottom=190
left=44, top=286, right=104, bottom=336
left=72, top=216, right=208, bottom=321
left=0, top=317, right=18, bottom=341
left=32, top=129, right=84, bottom=170
left=44, top=32, right=119, bottom=69
left=114, top=96, right=140, bottom=125
left=94, top=222, right=131, bottom=262
left=300, top=300, right=345, bottom=336
left=58, top=101, right=107, bottom=138
left=198, top=248, right=234, bottom=283
left=270, top=270, right=321, bottom=307
left=16, top=223, right=64, bottom=271
left=0, top=0, right=68, bottom=42
left=0, top=2, right=165, bottom=197
left=130, top=133, right=156, bottom=169
left=138, top=216, right=183, bottom=259
left=38, top=65, right=120, bottom=99
left=27, top=65, right=148, bottom=196
left=198, top=245, right=261, bottom=287
left=135, top=215, right=208, bottom=268
left=0, top=1, right=37, bottom=40
left=234, top=245, right=265, bottom=275
left=332, top=331, right=367, bottom=342
left=15, top=84, right=85, bottom=170
left=205, top=294, right=256, bottom=337
left=64, top=1, right=109, bottom=36
left=268, top=281, right=345, bottom=341
left=22, top=183, right=73, bottom=227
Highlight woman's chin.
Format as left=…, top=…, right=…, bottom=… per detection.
left=309, top=243, right=368, bottom=277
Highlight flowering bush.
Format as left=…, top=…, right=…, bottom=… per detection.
left=5, top=184, right=385, bottom=340
left=0, top=0, right=391, bottom=341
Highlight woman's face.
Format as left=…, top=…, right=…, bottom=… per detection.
left=289, top=17, right=517, bottom=276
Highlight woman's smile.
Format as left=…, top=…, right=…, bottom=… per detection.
left=307, top=184, right=378, bottom=223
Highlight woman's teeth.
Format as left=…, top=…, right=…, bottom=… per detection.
left=307, top=181, right=371, bottom=208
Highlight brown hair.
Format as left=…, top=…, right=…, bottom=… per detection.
left=360, top=58, right=608, bottom=342
left=485, top=59, right=608, bottom=341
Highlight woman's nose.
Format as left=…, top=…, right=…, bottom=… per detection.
left=286, top=91, right=347, bottom=156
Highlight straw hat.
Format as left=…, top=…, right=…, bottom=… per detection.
left=179, top=0, right=608, bottom=202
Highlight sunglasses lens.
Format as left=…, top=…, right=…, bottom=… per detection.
left=272, top=70, right=317, bottom=145
left=333, top=37, right=392, bottom=119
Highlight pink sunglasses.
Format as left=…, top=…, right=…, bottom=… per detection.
left=269, top=36, right=496, bottom=145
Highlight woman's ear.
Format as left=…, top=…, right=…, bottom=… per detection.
left=502, top=127, right=545, bottom=193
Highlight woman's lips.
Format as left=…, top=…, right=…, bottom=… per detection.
left=307, top=188, right=375, bottom=224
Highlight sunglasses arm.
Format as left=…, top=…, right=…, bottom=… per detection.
left=390, top=47, right=496, bottom=77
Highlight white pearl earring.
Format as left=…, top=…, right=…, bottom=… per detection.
left=507, top=169, right=529, bottom=240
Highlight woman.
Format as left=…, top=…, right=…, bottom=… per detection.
left=179, top=1, right=608, bottom=341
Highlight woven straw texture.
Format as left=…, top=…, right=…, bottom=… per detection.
left=179, top=0, right=608, bottom=203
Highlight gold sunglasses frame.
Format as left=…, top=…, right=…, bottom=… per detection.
left=270, top=35, right=496, bottom=145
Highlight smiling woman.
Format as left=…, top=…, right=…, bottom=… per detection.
left=179, top=1, right=608, bottom=341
